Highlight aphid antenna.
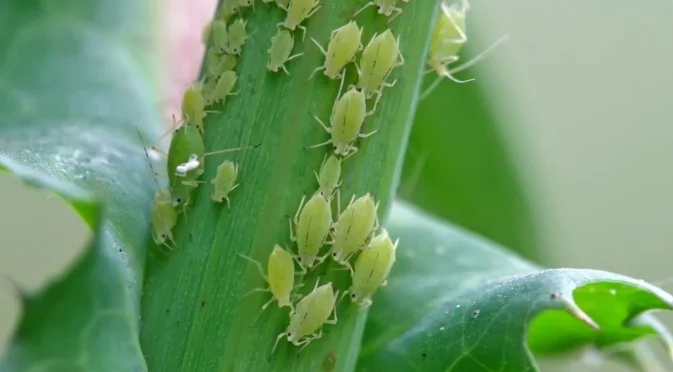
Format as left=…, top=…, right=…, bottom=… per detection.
left=202, top=143, right=261, bottom=157
left=447, top=33, right=510, bottom=76
left=134, top=126, right=162, bottom=190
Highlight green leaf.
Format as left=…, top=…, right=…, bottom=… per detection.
left=400, top=23, right=539, bottom=260
left=358, top=202, right=673, bottom=372
left=0, top=0, right=160, bottom=369
left=140, top=1, right=438, bottom=371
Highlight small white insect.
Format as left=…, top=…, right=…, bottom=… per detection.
left=290, top=194, right=332, bottom=271
left=352, top=0, right=410, bottom=21
left=278, top=0, right=321, bottom=41
left=226, top=18, right=248, bottom=55
left=327, top=193, right=379, bottom=273
left=356, top=29, right=404, bottom=111
left=211, top=160, right=239, bottom=207
left=239, top=245, right=297, bottom=311
left=347, top=229, right=398, bottom=307
left=273, top=280, right=339, bottom=352
left=314, top=154, right=341, bottom=200
left=175, top=154, right=200, bottom=176
left=309, top=75, right=375, bottom=158
left=309, top=21, right=363, bottom=80
left=267, top=29, right=303, bottom=74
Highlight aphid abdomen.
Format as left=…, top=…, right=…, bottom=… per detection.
left=295, top=194, right=332, bottom=268
left=350, top=229, right=397, bottom=305
left=267, top=245, right=295, bottom=307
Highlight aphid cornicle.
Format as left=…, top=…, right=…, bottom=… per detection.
left=309, top=75, right=375, bottom=158
left=267, top=29, right=303, bottom=74
left=314, top=154, right=341, bottom=200
left=327, top=193, right=379, bottom=273
left=273, top=280, right=338, bottom=352
left=309, top=21, right=363, bottom=80
left=239, top=245, right=296, bottom=311
left=356, top=29, right=404, bottom=111
left=226, top=18, right=248, bottom=55
left=352, top=0, right=410, bottom=21
left=348, top=229, right=398, bottom=307
left=420, top=0, right=509, bottom=100
left=211, top=160, right=239, bottom=206
left=206, top=70, right=238, bottom=106
left=211, top=20, right=229, bottom=54
left=290, top=194, right=332, bottom=271
left=278, top=0, right=321, bottom=41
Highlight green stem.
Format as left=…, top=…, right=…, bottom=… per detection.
left=140, top=1, right=438, bottom=371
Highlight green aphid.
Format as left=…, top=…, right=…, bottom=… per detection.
left=211, top=160, right=239, bottom=207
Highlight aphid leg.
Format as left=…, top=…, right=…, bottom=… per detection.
left=298, top=25, right=308, bottom=42
left=359, top=298, right=373, bottom=308
left=381, top=279, right=388, bottom=287
left=297, top=330, right=323, bottom=352
left=310, top=37, right=327, bottom=56
left=312, top=114, right=331, bottom=133
left=342, top=146, right=359, bottom=161
left=261, top=297, right=276, bottom=310
left=358, top=128, right=377, bottom=139
left=446, top=33, right=511, bottom=77
left=238, top=253, right=269, bottom=281
left=202, top=143, right=261, bottom=158
left=325, top=291, right=339, bottom=324
left=308, top=66, right=324, bottom=80
left=388, top=7, right=403, bottom=22
left=272, top=332, right=287, bottom=354
left=242, top=287, right=271, bottom=298
left=352, top=2, right=374, bottom=18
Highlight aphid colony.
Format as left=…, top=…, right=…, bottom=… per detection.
left=238, top=0, right=414, bottom=353
left=139, top=0, right=444, bottom=354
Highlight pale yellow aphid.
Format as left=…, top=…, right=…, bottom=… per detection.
left=226, top=18, right=248, bottom=55
left=201, top=21, right=213, bottom=45
left=267, top=29, right=303, bottom=74
left=356, top=29, right=404, bottom=111
left=314, top=154, right=341, bottom=200
left=309, top=75, right=375, bottom=158
left=211, top=160, right=239, bottom=206
left=273, top=280, right=338, bottom=353
left=205, top=50, right=238, bottom=80
left=353, top=0, right=410, bottom=21
left=420, top=0, right=509, bottom=100
left=211, top=20, right=229, bottom=54
left=278, top=0, right=321, bottom=41
left=206, top=70, right=238, bottom=106
left=181, top=82, right=206, bottom=132
left=135, top=127, right=177, bottom=250
left=327, top=193, right=379, bottom=273
left=309, top=21, right=364, bottom=80
left=348, top=229, right=398, bottom=307
left=151, top=190, right=178, bottom=249
left=239, top=245, right=296, bottom=311
left=289, top=193, right=332, bottom=271
left=218, top=0, right=239, bottom=20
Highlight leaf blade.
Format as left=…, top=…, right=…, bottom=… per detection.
left=359, top=202, right=673, bottom=371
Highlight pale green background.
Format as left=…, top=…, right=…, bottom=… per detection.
left=1, top=1, right=672, bottom=371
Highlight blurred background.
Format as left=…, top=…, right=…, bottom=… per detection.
left=1, top=0, right=672, bottom=371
